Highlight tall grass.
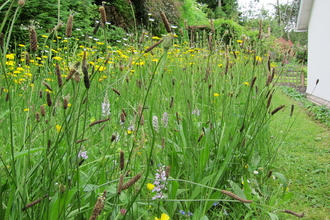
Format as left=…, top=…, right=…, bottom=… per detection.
left=0, top=2, right=302, bottom=219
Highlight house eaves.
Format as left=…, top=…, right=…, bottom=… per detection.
left=295, top=0, right=314, bottom=32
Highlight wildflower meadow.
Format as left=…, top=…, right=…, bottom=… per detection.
left=0, top=1, right=304, bottom=219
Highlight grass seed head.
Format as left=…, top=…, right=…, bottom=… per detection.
left=42, top=82, right=53, bottom=92
left=28, top=26, right=38, bottom=52
left=25, top=52, right=30, bottom=65
left=271, top=105, right=285, bottom=115
left=63, top=98, right=68, bottom=109
left=160, top=11, right=171, bottom=33
left=120, top=151, right=125, bottom=171
left=35, top=112, right=40, bottom=122
left=46, top=92, right=52, bottom=107
left=83, top=65, right=90, bottom=89
left=0, top=32, right=4, bottom=48
left=99, top=6, right=107, bottom=27
left=18, top=0, right=25, bottom=7
left=40, top=105, right=46, bottom=116
left=89, top=194, right=106, bottom=220
left=221, top=190, right=252, bottom=203
left=284, top=210, right=304, bottom=218
left=121, top=173, right=141, bottom=190
left=66, top=14, right=73, bottom=37
left=117, top=174, right=124, bottom=194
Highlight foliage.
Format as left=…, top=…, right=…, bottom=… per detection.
left=180, top=0, right=209, bottom=25
left=0, top=1, right=309, bottom=219
left=281, top=86, right=330, bottom=126
left=197, top=0, right=239, bottom=19
left=0, top=0, right=97, bottom=44
left=213, top=18, right=243, bottom=45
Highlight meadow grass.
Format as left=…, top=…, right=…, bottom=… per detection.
left=270, top=90, right=330, bottom=220
left=0, top=3, right=308, bottom=220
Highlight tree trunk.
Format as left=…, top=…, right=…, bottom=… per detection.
left=218, top=0, right=222, bottom=8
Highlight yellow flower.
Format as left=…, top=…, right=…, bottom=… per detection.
left=6, top=54, right=15, bottom=60
left=236, top=40, right=243, bottom=43
left=127, top=130, right=133, bottom=135
left=152, top=36, right=161, bottom=40
left=98, top=66, right=106, bottom=71
left=213, top=93, right=220, bottom=97
left=53, top=56, right=62, bottom=61
left=18, top=44, right=25, bottom=47
left=56, top=125, right=62, bottom=132
left=255, top=56, right=262, bottom=62
left=244, top=82, right=249, bottom=86
left=147, top=183, right=155, bottom=191
left=23, top=108, right=29, bottom=112
left=155, top=213, right=170, bottom=220
left=41, top=35, right=48, bottom=38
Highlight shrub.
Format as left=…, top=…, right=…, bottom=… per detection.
left=213, top=18, right=243, bottom=45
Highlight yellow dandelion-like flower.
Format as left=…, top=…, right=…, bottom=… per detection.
left=147, top=183, right=155, bottom=191
left=213, top=93, right=220, bottom=97
left=53, top=56, right=62, bottom=61
left=155, top=213, right=170, bottom=220
left=23, top=108, right=29, bottom=112
left=6, top=54, right=15, bottom=60
left=98, top=66, right=106, bottom=71
left=255, top=56, right=262, bottom=62
left=127, top=130, right=133, bottom=135
left=56, top=125, right=62, bottom=132
left=18, top=44, right=25, bottom=47
left=244, top=82, right=249, bottom=86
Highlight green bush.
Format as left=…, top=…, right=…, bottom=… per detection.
left=213, top=18, right=243, bottom=45
left=0, top=0, right=97, bottom=45
left=180, top=0, right=209, bottom=26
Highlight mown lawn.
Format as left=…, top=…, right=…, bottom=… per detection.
left=271, top=89, right=330, bottom=220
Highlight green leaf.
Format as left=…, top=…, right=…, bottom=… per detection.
left=6, top=148, right=45, bottom=163
left=272, top=172, right=288, bottom=193
left=229, top=180, right=251, bottom=209
left=204, top=191, right=221, bottom=212
left=267, top=212, right=279, bottom=220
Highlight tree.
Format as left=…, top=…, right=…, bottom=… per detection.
left=196, top=0, right=239, bottom=18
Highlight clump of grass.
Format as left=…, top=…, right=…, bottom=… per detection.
left=281, top=86, right=330, bottom=126
left=0, top=3, right=303, bottom=220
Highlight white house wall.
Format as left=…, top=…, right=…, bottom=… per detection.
left=306, top=0, right=330, bottom=101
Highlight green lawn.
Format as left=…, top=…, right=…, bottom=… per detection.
left=271, top=89, right=330, bottom=220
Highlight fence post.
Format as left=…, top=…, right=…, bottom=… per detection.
left=300, top=72, right=305, bottom=86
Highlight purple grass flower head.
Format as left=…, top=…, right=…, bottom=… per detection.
left=162, top=112, right=168, bottom=127
left=152, top=115, right=159, bottom=132
left=78, top=151, right=88, bottom=159
left=101, top=94, right=110, bottom=117
left=192, top=109, right=200, bottom=116
left=151, top=165, right=168, bottom=200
